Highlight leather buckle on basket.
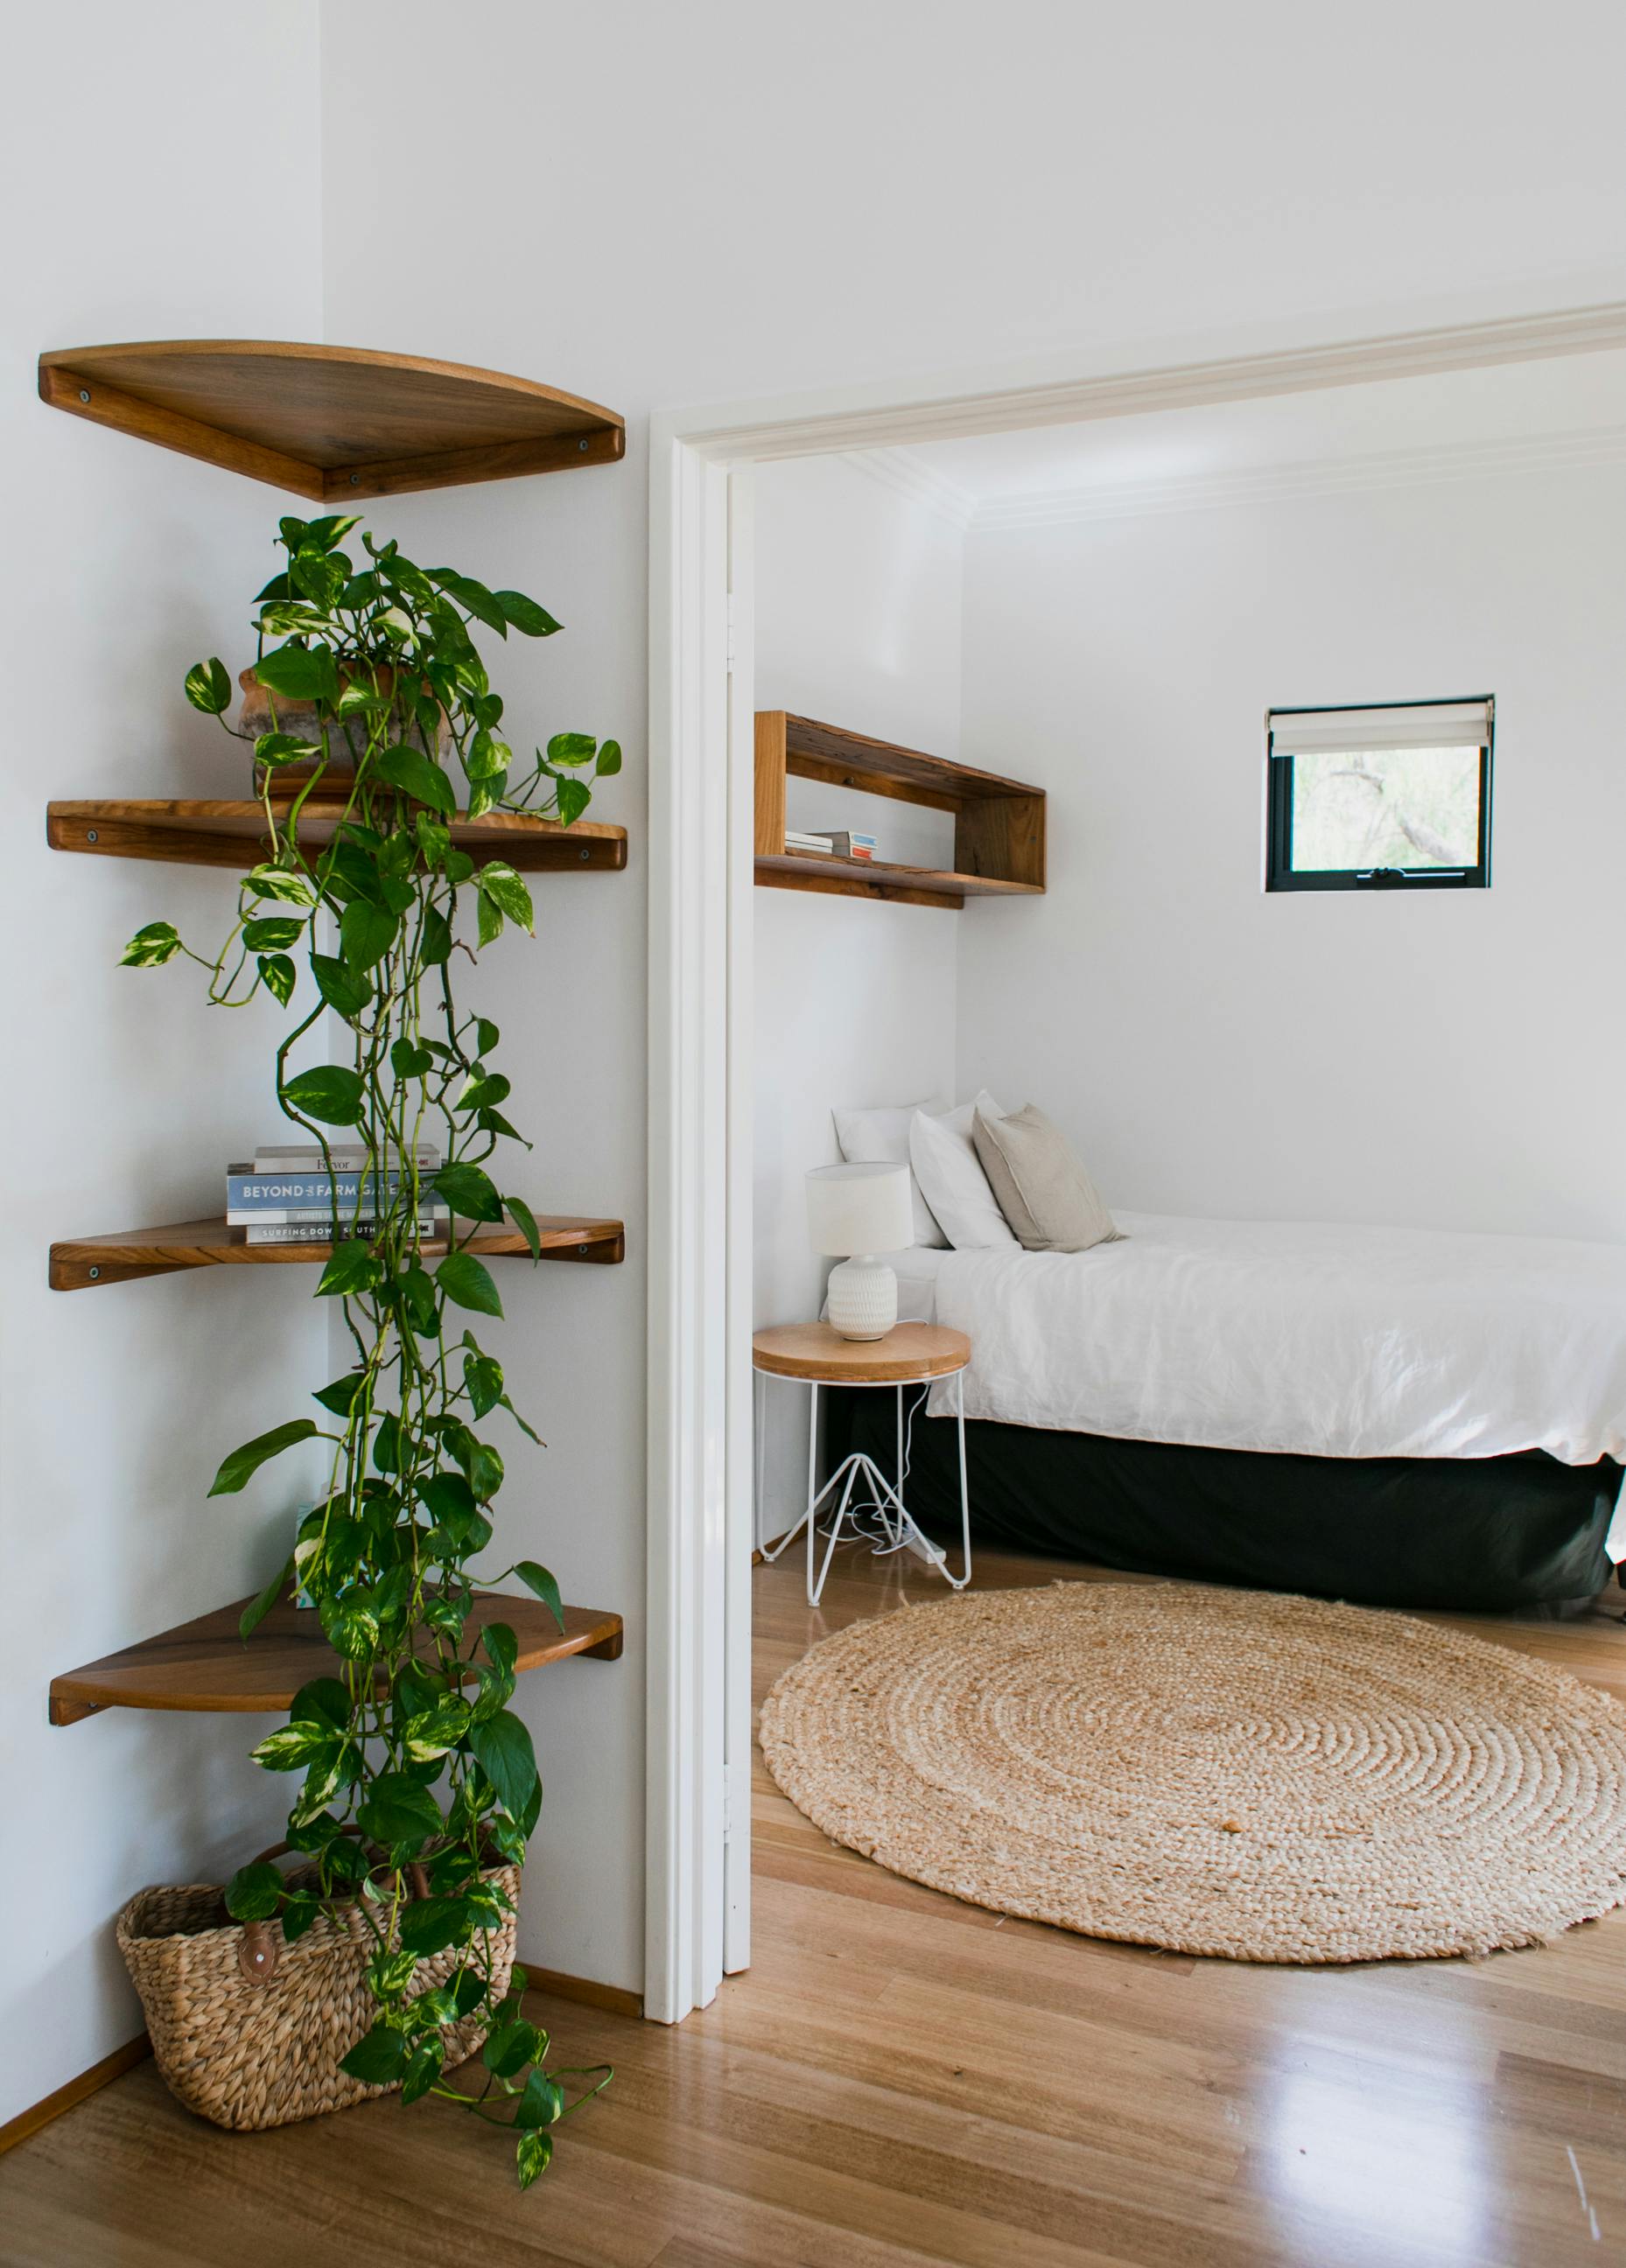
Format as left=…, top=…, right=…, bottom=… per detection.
left=237, top=1921, right=278, bottom=1984
left=224, top=1827, right=436, bottom=1987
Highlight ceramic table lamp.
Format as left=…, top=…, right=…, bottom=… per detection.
left=806, top=1161, right=915, bottom=1340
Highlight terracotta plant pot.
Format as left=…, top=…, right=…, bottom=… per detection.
left=231, top=664, right=451, bottom=765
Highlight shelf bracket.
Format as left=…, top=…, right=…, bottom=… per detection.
left=39, top=361, right=326, bottom=499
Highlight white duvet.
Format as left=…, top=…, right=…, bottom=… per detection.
left=919, top=1212, right=1626, bottom=1467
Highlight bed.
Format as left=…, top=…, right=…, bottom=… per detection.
left=833, top=1214, right=1626, bottom=1610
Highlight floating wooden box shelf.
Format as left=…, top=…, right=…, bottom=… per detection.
left=50, top=1215, right=625, bottom=1292
left=754, top=851, right=1042, bottom=908
left=753, top=712, right=1047, bottom=910
left=39, top=340, right=624, bottom=501
left=50, top=1592, right=623, bottom=1726
left=47, top=796, right=627, bottom=877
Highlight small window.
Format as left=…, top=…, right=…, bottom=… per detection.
left=1265, top=698, right=1494, bottom=892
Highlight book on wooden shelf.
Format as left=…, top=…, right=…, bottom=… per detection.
left=251, top=1141, right=442, bottom=1172
left=227, top=1168, right=445, bottom=1212
left=225, top=1206, right=446, bottom=1224
left=242, top=1219, right=445, bottom=1246
left=785, top=829, right=878, bottom=861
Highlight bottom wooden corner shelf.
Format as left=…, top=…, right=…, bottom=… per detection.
left=49, top=1592, right=623, bottom=1726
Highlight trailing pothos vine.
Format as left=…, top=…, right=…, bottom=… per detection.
left=122, top=512, right=620, bottom=2186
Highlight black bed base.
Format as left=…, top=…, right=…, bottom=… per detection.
left=834, top=1393, right=1622, bottom=1613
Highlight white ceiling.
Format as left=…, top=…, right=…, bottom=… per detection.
left=858, top=349, right=1626, bottom=529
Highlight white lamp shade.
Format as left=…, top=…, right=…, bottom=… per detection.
left=806, top=1162, right=914, bottom=1256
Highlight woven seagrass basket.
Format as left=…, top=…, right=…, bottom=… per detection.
left=116, top=1844, right=521, bottom=2132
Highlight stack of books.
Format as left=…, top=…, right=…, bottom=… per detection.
left=227, top=1143, right=449, bottom=1245
left=786, top=828, right=879, bottom=862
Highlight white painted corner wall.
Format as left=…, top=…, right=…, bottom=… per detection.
left=956, top=461, right=1626, bottom=1243
left=0, top=0, right=328, bottom=2125
left=751, top=458, right=964, bottom=1542
left=319, top=458, right=650, bottom=1998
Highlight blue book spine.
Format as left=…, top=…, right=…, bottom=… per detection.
left=226, top=1172, right=425, bottom=1208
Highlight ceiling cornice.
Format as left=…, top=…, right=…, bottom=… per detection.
left=968, top=422, right=1626, bottom=532
left=683, top=301, right=1626, bottom=463
left=838, top=446, right=976, bottom=531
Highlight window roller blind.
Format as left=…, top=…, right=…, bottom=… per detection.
left=1268, top=699, right=1492, bottom=756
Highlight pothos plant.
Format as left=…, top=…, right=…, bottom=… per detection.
left=122, top=511, right=620, bottom=2186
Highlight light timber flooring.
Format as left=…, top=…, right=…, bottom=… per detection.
left=4, top=1541, right=1625, bottom=2267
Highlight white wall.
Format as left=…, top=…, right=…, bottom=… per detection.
left=328, top=1, right=1626, bottom=406
left=957, top=462, right=1626, bottom=1241
left=313, top=0, right=1626, bottom=2002
left=0, top=3, right=327, bottom=2123
left=752, top=458, right=962, bottom=1540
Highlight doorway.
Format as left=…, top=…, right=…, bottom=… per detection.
left=642, top=300, right=1626, bottom=2024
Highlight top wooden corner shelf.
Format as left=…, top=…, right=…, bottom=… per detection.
left=38, top=340, right=625, bottom=502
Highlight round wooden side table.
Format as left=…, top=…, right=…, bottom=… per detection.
left=752, top=1321, right=972, bottom=1606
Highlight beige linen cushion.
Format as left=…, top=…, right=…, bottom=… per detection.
left=972, top=1103, right=1122, bottom=1253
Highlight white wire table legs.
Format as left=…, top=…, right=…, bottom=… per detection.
left=950, top=1369, right=971, bottom=1589
left=756, top=1374, right=816, bottom=1569
left=758, top=1373, right=972, bottom=1606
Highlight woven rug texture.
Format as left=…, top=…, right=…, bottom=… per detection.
left=757, top=1582, right=1626, bottom=1962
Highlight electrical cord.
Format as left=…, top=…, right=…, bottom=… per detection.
left=815, top=1383, right=933, bottom=1557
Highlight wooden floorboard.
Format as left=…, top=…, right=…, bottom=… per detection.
left=3, top=1543, right=1624, bottom=2266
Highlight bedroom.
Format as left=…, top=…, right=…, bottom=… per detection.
left=753, top=354, right=1626, bottom=1601
left=746, top=345, right=1626, bottom=2249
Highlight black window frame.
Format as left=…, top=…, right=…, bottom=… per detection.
left=1265, top=696, right=1495, bottom=892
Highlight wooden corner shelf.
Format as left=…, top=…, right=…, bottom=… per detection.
left=50, top=1215, right=625, bottom=1292
left=47, top=797, right=627, bottom=878
left=39, top=340, right=624, bottom=502
left=753, top=712, right=1046, bottom=910
left=50, top=1592, right=623, bottom=1726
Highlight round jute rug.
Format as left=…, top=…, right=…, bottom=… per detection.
left=757, top=1582, right=1626, bottom=1962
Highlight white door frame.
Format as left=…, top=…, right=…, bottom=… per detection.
left=641, top=298, right=1626, bottom=2025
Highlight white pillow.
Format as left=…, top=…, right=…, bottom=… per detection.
left=908, top=1091, right=1018, bottom=1250
left=832, top=1096, right=948, bottom=1248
